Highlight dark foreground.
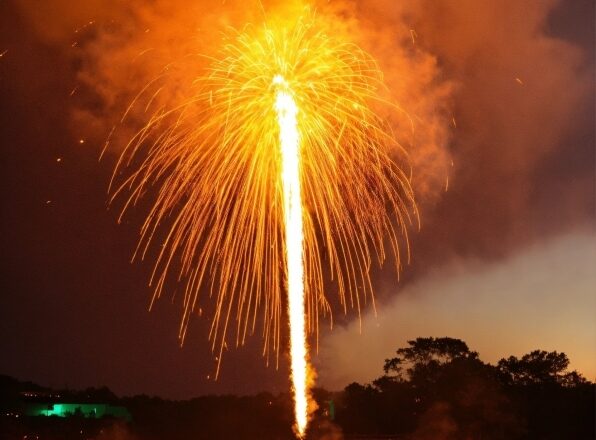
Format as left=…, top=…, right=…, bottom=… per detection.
left=1, top=337, right=594, bottom=439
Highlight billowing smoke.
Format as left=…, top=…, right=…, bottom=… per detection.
left=13, top=0, right=455, bottom=201
left=397, top=0, right=595, bottom=264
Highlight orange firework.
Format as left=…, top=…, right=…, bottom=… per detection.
left=111, top=11, right=417, bottom=437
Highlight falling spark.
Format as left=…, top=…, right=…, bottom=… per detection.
left=74, top=20, right=95, bottom=34
left=111, top=12, right=417, bottom=437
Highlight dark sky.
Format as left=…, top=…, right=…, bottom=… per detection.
left=1, top=0, right=594, bottom=398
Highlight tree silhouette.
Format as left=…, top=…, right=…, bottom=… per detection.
left=497, top=350, right=587, bottom=387
left=383, top=337, right=479, bottom=381
left=363, top=337, right=524, bottom=439
left=339, top=338, right=594, bottom=439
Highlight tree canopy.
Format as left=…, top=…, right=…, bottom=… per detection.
left=497, top=350, right=587, bottom=387
left=336, top=337, right=593, bottom=440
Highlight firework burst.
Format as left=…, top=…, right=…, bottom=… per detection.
left=111, top=11, right=417, bottom=436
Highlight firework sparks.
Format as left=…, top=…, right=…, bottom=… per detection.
left=112, top=11, right=417, bottom=437
left=274, top=74, right=309, bottom=436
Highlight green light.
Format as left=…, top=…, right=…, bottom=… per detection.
left=24, top=403, right=131, bottom=421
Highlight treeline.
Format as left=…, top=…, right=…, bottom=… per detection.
left=1, top=337, right=594, bottom=439
left=325, top=337, right=594, bottom=439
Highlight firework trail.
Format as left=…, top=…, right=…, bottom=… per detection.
left=111, top=11, right=417, bottom=437
left=274, top=74, right=309, bottom=435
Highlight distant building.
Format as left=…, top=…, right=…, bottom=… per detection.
left=23, top=403, right=131, bottom=421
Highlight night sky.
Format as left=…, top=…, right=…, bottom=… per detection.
left=1, top=0, right=594, bottom=399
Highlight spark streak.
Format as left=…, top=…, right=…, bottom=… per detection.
left=274, top=75, right=309, bottom=437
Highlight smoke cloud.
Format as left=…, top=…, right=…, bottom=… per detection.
left=14, top=0, right=455, bottom=201
left=399, top=0, right=595, bottom=261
